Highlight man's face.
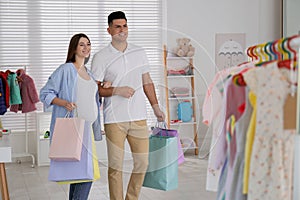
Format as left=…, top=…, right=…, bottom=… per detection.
left=108, top=19, right=128, bottom=42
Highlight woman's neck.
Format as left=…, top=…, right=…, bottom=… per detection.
left=73, top=59, right=85, bottom=71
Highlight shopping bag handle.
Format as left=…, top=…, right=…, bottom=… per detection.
left=154, top=121, right=170, bottom=137
left=64, top=107, right=79, bottom=118
left=155, top=121, right=167, bottom=129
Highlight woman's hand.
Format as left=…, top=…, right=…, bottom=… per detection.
left=51, top=97, right=76, bottom=112
left=64, top=101, right=76, bottom=112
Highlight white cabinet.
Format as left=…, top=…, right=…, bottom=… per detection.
left=36, top=112, right=51, bottom=166
left=163, top=45, right=198, bottom=155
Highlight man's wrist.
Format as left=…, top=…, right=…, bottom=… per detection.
left=152, top=104, right=160, bottom=110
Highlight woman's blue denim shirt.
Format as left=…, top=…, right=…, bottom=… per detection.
left=39, top=62, right=102, bottom=141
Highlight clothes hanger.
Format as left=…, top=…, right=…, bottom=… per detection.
left=281, top=37, right=291, bottom=60
left=264, top=41, right=274, bottom=61
left=247, top=46, right=255, bottom=61
left=277, top=37, right=287, bottom=60
left=277, top=35, right=299, bottom=70
left=287, top=35, right=300, bottom=69
left=255, top=43, right=278, bottom=67
left=249, top=45, right=259, bottom=61
left=271, top=39, right=281, bottom=60
left=246, top=46, right=252, bottom=60
left=259, top=43, right=269, bottom=62
left=276, top=38, right=292, bottom=70
left=254, top=45, right=263, bottom=62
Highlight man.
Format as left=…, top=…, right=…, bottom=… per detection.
left=91, top=11, right=165, bottom=200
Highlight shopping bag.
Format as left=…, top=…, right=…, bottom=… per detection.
left=143, top=135, right=178, bottom=191
left=48, top=112, right=85, bottom=161
left=57, top=129, right=100, bottom=184
left=48, top=122, right=94, bottom=182
left=152, top=122, right=185, bottom=165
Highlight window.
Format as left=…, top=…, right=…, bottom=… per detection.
left=0, top=0, right=163, bottom=131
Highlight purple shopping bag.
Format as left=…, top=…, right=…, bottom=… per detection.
left=48, top=122, right=94, bottom=182
left=152, top=123, right=185, bottom=165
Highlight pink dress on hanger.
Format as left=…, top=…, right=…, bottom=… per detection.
left=243, top=62, right=295, bottom=200
left=202, top=62, right=255, bottom=192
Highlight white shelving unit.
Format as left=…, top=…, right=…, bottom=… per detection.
left=163, top=45, right=199, bottom=155
left=35, top=112, right=51, bottom=166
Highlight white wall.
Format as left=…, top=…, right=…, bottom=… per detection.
left=165, top=0, right=281, bottom=88
left=163, top=0, right=281, bottom=151
left=284, top=0, right=300, bottom=36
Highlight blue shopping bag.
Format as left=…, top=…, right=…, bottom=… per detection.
left=143, top=135, right=178, bottom=191
left=152, top=122, right=185, bottom=165
left=48, top=122, right=94, bottom=182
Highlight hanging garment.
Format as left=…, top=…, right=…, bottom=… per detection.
left=216, top=115, right=236, bottom=200
left=214, top=75, right=246, bottom=171
left=10, top=69, right=39, bottom=113
left=0, top=78, right=7, bottom=115
left=242, top=91, right=257, bottom=194
left=0, top=72, right=10, bottom=108
left=6, top=71, right=22, bottom=105
left=243, top=62, right=296, bottom=200
left=203, top=62, right=255, bottom=192
left=227, top=87, right=252, bottom=200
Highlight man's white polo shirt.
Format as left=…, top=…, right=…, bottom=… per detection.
left=91, top=43, right=150, bottom=124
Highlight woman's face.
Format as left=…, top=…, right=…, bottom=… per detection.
left=76, top=37, right=91, bottom=59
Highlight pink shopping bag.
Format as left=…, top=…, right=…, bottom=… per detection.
left=48, top=115, right=85, bottom=161
left=48, top=122, right=94, bottom=182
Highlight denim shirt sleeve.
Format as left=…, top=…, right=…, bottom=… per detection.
left=88, top=68, right=103, bottom=141
left=92, top=92, right=102, bottom=141
left=39, top=63, right=77, bottom=141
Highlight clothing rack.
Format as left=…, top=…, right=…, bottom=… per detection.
left=0, top=65, right=35, bottom=167
left=246, top=35, right=300, bottom=200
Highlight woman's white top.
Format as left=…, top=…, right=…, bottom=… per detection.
left=76, top=74, right=98, bottom=123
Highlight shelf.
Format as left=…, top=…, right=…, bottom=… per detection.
left=163, top=44, right=198, bottom=155
left=166, top=56, right=191, bottom=60
left=181, top=137, right=197, bottom=150
left=182, top=146, right=198, bottom=151
left=170, top=121, right=197, bottom=126
left=168, top=96, right=195, bottom=100
left=36, top=112, right=51, bottom=166
left=167, top=75, right=194, bottom=78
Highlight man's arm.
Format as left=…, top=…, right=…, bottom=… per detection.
left=97, top=81, right=135, bottom=98
left=142, top=72, right=165, bottom=121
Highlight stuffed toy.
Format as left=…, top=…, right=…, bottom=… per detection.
left=172, top=38, right=195, bottom=57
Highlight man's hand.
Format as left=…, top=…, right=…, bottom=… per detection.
left=113, top=86, right=135, bottom=98
left=152, top=104, right=165, bottom=122
left=102, top=81, right=112, bottom=88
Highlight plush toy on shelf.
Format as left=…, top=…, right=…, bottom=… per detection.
left=172, top=38, right=195, bottom=57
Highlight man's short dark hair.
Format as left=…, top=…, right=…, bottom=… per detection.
left=108, top=11, right=127, bottom=26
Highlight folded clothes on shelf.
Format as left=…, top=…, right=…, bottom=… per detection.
left=170, top=87, right=190, bottom=97
left=167, top=66, right=192, bottom=75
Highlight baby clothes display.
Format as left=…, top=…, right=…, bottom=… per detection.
left=203, top=35, right=299, bottom=200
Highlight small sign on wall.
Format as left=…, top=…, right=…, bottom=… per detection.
left=215, top=33, right=246, bottom=70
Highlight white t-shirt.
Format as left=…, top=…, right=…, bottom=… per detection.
left=76, top=75, right=98, bottom=123
left=91, top=43, right=150, bottom=124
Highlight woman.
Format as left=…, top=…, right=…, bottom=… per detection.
left=40, top=33, right=102, bottom=199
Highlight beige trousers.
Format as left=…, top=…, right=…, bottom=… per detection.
left=104, top=120, right=149, bottom=200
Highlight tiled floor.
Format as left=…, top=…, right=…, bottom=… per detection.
left=5, top=154, right=217, bottom=200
